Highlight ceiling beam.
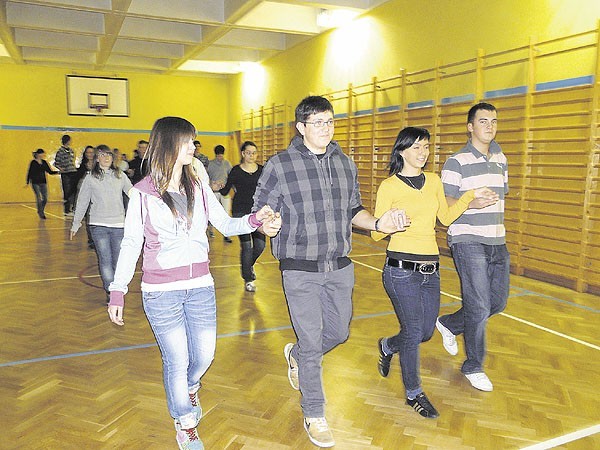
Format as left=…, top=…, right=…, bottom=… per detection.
left=167, top=0, right=264, bottom=74
left=0, top=0, right=23, bottom=63
left=95, top=0, right=132, bottom=69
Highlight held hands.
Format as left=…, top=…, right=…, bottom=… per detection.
left=256, top=205, right=282, bottom=237
left=470, top=187, right=500, bottom=209
left=262, top=212, right=282, bottom=237
left=377, top=208, right=411, bottom=234
left=210, top=180, right=225, bottom=191
left=108, top=305, right=124, bottom=326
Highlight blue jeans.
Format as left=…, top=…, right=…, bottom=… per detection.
left=89, top=226, right=124, bottom=293
left=382, top=263, right=440, bottom=398
left=31, top=183, right=48, bottom=217
left=440, top=243, right=510, bottom=374
left=282, top=264, right=354, bottom=418
left=143, top=287, right=216, bottom=427
left=239, top=231, right=266, bottom=282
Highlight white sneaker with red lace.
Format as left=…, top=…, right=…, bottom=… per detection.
left=174, top=420, right=204, bottom=450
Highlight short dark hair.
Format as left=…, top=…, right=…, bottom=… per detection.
left=61, top=134, right=71, bottom=145
left=467, top=102, right=496, bottom=124
left=138, top=139, right=149, bottom=145
left=193, top=140, right=201, bottom=146
left=388, top=127, right=431, bottom=175
left=295, top=96, right=334, bottom=123
left=214, top=145, right=225, bottom=155
left=33, top=148, right=45, bottom=156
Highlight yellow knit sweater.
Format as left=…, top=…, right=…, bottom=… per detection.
left=371, top=172, right=475, bottom=256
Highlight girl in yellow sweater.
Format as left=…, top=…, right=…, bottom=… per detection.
left=372, top=127, right=498, bottom=418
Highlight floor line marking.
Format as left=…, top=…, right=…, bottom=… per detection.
left=520, top=424, right=600, bottom=449
left=20, top=204, right=67, bottom=221
left=352, top=259, right=600, bottom=351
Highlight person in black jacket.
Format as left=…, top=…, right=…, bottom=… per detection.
left=26, top=149, right=58, bottom=219
left=220, top=141, right=265, bottom=291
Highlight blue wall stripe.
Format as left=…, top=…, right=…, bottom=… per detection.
left=377, top=105, right=400, bottom=113
left=354, top=108, right=373, bottom=116
left=536, top=75, right=594, bottom=91
left=484, top=85, right=528, bottom=98
left=407, top=100, right=434, bottom=109
left=441, top=93, right=475, bottom=105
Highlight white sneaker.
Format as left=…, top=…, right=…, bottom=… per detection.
left=304, top=417, right=335, bottom=448
left=283, top=343, right=299, bottom=390
left=245, top=281, right=256, bottom=292
left=465, top=372, right=493, bottom=391
left=436, top=318, right=458, bottom=355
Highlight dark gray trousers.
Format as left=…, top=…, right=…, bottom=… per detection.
left=282, top=263, right=354, bottom=417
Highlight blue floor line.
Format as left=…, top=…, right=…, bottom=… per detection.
left=0, top=305, right=466, bottom=369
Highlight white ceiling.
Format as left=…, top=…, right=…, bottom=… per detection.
left=0, top=0, right=387, bottom=75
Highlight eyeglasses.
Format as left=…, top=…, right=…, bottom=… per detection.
left=303, top=119, right=335, bottom=128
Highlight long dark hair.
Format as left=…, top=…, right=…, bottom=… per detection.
left=146, top=117, right=198, bottom=219
left=91, top=144, right=121, bottom=179
left=388, top=127, right=431, bottom=175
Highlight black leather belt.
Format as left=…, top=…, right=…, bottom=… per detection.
left=386, top=257, right=439, bottom=274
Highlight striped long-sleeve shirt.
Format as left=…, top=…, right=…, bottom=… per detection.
left=54, top=146, right=77, bottom=173
left=441, top=140, right=508, bottom=246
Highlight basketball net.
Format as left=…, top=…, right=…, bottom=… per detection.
left=95, top=105, right=106, bottom=116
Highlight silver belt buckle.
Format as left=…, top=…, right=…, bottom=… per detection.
left=418, top=263, right=437, bottom=274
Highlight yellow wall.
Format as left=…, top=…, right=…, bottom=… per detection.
left=233, top=0, right=600, bottom=117
left=1, top=64, right=235, bottom=203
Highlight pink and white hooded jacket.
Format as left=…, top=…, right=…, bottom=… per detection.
left=108, top=176, right=260, bottom=307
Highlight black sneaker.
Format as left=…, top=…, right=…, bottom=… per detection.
left=406, top=393, right=439, bottom=418
left=377, top=338, right=393, bottom=377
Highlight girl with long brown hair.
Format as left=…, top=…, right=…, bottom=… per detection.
left=107, top=117, right=279, bottom=449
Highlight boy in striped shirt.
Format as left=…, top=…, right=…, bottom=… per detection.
left=436, top=102, right=509, bottom=392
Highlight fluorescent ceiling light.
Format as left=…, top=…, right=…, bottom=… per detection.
left=317, top=9, right=359, bottom=29
left=178, top=60, right=249, bottom=74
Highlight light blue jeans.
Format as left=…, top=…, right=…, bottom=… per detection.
left=142, top=287, right=217, bottom=428
left=89, top=225, right=124, bottom=293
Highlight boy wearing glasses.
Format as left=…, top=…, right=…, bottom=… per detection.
left=253, top=95, right=407, bottom=448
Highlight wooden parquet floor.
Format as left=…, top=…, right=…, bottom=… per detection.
left=0, top=203, right=598, bottom=449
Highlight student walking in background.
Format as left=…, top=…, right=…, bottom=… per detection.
left=220, top=141, right=265, bottom=292
left=372, top=126, right=498, bottom=418
left=207, top=144, right=233, bottom=241
left=76, top=145, right=98, bottom=249
left=70, top=145, right=133, bottom=303
left=26, top=149, right=59, bottom=219
left=106, top=117, right=280, bottom=449
left=54, top=134, right=78, bottom=215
